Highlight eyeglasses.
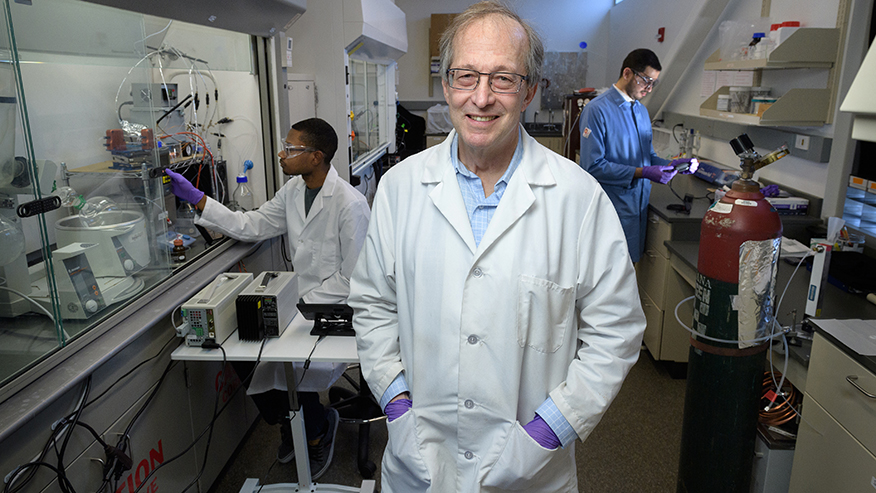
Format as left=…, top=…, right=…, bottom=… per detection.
left=632, top=70, right=658, bottom=90
left=446, top=68, right=529, bottom=94
left=282, top=143, right=317, bottom=157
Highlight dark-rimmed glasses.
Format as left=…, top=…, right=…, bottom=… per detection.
left=632, top=70, right=658, bottom=90
left=446, top=68, right=529, bottom=94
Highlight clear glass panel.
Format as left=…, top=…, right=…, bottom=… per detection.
left=0, top=0, right=257, bottom=387
left=350, top=59, right=368, bottom=162
left=349, top=57, right=392, bottom=169
left=366, top=62, right=380, bottom=152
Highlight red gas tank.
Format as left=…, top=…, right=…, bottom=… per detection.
left=698, top=180, right=783, bottom=282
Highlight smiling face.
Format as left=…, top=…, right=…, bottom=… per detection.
left=441, top=15, right=536, bottom=165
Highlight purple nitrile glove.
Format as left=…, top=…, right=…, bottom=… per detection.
left=384, top=398, right=412, bottom=422
left=670, top=157, right=699, bottom=174
left=641, top=165, right=677, bottom=184
left=165, top=169, right=205, bottom=205
left=522, top=414, right=560, bottom=450
left=760, top=184, right=780, bottom=197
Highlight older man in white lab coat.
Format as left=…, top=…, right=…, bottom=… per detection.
left=348, top=2, right=646, bottom=492
left=165, top=117, right=370, bottom=479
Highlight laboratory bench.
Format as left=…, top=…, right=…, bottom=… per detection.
left=637, top=173, right=827, bottom=367
left=642, top=173, right=876, bottom=491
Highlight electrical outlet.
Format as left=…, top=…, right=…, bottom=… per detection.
left=795, top=134, right=810, bottom=151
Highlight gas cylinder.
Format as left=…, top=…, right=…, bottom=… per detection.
left=677, top=135, right=788, bottom=493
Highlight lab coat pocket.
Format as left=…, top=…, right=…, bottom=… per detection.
left=480, top=422, right=563, bottom=490
left=603, top=184, right=639, bottom=218
left=383, top=410, right=431, bottom=491
left=517, top=275, right=574, bottom=353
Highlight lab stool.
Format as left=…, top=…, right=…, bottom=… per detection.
left=328, top=364, right=385, bottom=478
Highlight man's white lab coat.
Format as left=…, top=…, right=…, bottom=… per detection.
left=197, top=165, right=370, bottom=392
left=349, top=129, right=646, bottom=492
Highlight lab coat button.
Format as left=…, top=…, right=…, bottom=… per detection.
left=467, top=335, right=478, bottom=344
left=464, top=399, right=474, bottom=409
left=473, top=268, right=483, bottom=278
left=464, top=451, right=473, bottom=460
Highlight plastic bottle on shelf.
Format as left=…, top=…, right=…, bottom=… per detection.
left=230, top=160, right=254, bottom=212
left=767, top=23, right=781, bottom=55
left=745, top=33, right=765, bottom=59
left=175, top=200, right=200, bottom=237
left=774, top=21, right=801, bottom=51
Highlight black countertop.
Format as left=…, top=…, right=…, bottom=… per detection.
left=666, top=240, right=876, bottom=374
left=648, top=173, right=823, bottom=242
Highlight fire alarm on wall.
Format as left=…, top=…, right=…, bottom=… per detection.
left=657, top=27, right=665, bottom=42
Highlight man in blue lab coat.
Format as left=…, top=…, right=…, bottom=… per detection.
left=579, top=48, right=696, bottom=262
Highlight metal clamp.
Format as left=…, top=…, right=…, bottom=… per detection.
left=846, top=375, right=876, bottom=399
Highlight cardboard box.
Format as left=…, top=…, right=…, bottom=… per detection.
left=766, top=196, right=809, bottom=215
left=430, top=14, right=458, bottom=58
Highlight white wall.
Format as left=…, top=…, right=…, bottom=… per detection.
left=286, top=0, right=351, bottom=180
left=394, top=0, right=613, bottom=121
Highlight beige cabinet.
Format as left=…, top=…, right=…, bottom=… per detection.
left=637, top=211, right=693, bottom=363
left=789, top=332, right=876, bottom=491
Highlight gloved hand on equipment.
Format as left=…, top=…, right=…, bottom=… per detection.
left=641, top=165, right=677, bottom=184
left=760, top=184, right=780, bottom=197
left=522, top=414, right=560, bottom=449
left=384, top=398, right=412, bottom=422
left=165, top=169, right=205, bottom=205
left=669, top=157, right=699, bottom=174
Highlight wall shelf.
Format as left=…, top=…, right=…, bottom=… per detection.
left=704, top=28, right=839, bottom=70
left=700, top=86, right=830, bottom=127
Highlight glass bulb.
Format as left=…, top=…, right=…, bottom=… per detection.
left=54, top=186, right=85, bottom=208
left=79, top=196, right=119, bottom=227
left=0, top=215, right=24, bottom=266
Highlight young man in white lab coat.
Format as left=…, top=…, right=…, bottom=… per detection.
left=165, top=118, right=370, bottom=479
left=348, top=2, right=646, bottom=492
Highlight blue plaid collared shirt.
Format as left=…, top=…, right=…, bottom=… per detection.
left=450, top=132, right=523, bottom=247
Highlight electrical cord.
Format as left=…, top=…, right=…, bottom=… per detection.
left=0, top=284, right=55, bottom=323
left=4, top=377, right=91, bottom=493
left=54, top=376, right=91, bottom=492
left=179, top=343, right=225, bottom=493
left=129, top=339, right=266, bottom=493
